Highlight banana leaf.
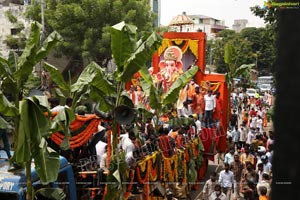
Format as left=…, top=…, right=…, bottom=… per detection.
left=162, top=65, right=198, bottom=105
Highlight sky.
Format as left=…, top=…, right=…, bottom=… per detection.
left=160, top=0, right=266, bottom=28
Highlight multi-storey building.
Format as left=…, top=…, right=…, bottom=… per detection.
left=188, top=14, right=227, bottom=39
left=167, top=13, right=228, bottom=40
left=0, top=1, right=30, bottom=57
left=149, top=0, right=161, bottom=27
left=232, top=19, right=248, bottom=33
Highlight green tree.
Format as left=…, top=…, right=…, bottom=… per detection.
left=224, top=43, right=254, bottom=122
left=250, top=2, right=278, bottom=74
left=45, top=21, right=162, bottom=199
left=25, top=0, right=156, bottom=77
left=213, top=27, right=275, bottom=76
left=0, top=21, right=63, bottom=200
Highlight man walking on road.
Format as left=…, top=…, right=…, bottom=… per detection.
left=230, top=153, right=245, bottom=200
left=202, top=171, right=218, bottom=200
left=209, top=184, right=228, bottom=200
left=219, top=163, right=234, bottom=200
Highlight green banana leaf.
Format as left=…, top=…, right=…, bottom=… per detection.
left=110, top=21, right=162, bottom=82
left=162, top=65, right=198, bottom=105
left=110, top=21, right=136, bottom=75
left=16, top=97, right=60, bottom=183
left=119, top=32, right=162, bottom=82
left=168, top=117, right=194, bottom=127
left=0, top=91, right=18, bottom=116
left=71, top=62, right=116, bottom=107
left=14, top=22, right=62, bottom=88
left=43, top=62, right=69, bottom=91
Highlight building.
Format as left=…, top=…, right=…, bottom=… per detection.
left=0, top=1, right=30, bottom=57
left=232, top=19, right=248, bottom=33
left=167, top=13, right=228, bottom=40
left=149, top=0, right=161, bottom=27
left=188, top=14, right=227, bottom=40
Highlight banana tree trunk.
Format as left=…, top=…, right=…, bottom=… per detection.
left=26, top=160, right=34, bottom=200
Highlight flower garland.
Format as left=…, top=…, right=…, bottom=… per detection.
left=162, top=154, right=178, bottom=183
left=136, top=159, right=149, bottom=184
left=124, top=169, right=135, bottom=199
left=50, top=118, right=101, bottom=148
left=148, top=152, right=160, bottom=182
left=130, top=140, right=204, bottom=200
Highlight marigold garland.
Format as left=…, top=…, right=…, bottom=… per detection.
left=136, top=161, right=149, bottom=184
left=107, top=129, right=112, bottom=167
left=50, top=118, right=101, bottom=148
left=148, top=153, right=159, bottom=181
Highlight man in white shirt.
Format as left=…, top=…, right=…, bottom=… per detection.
left=224, top=148, right=235, bottom=165
left=209, top=184, right=228, bottom=200
left=256, top=173, right=271, bottom=197
left=181, top=101, right=193, bottom=118
left=239, top=124, right=248, bottom=148
left=218, top=163, right=234, bottom=200
left=49, top=97, right=65, bottom=112
left=202, top=171, right=218, bottom=200
left=122, top=130, right=137, bottom=167
left=204, top=90, right=216, bottom=128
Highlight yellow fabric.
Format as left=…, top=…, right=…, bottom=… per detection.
left=158, top=39, right=199, bottom=59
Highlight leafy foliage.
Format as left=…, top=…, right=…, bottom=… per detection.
left=0, top=21, right=64, bottom=200
left=25, top=0, right=155, bottom=67
left=211, top=26, right=276, bottom=76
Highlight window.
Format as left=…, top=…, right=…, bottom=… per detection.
left=10, top=28, right=20, bottom=35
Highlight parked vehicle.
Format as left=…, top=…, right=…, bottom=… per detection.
left=258, top=84, right=272, bottom=94
left=0, top=151, right=77, bottom=200
left=256, top=76, right=273, bottom=88
left=246, top=88, right=258, bottom=97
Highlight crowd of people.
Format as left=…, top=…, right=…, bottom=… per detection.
left=201, top=89, right=274, bottom=200
left=10, top=79, right=272, bottom=200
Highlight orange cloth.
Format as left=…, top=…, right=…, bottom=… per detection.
left=263, top=115, right=267, bottom=127
left=213, top=97, right=222, bottom=120
left=170, top=131, right=178, bottom=139
left=190, top=93, right=205, bottom=114
left=259, top=196, right=269, bottom=200
left=187, top=84, right=195, bottom=100
left=176, top=134, right=184, bottom=149
left=159, top=135, right=173, bottom=157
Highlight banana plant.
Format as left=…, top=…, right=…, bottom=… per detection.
left=138, top=64, right=199, bottom=133
left=44, top=21, right=163, bottom=199
left=0, top=21, right=64, bottom=200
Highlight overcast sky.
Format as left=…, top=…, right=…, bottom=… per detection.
left=160, top=0, right=266, bottom=28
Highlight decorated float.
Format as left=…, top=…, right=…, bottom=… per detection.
left=46, top=32, right=228, bottom=200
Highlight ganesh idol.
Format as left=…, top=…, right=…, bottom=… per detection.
left=156, top=46, right=184, bottom=92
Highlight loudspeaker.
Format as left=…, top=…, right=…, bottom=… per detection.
left=113, top=105, right=135, bottom=124
left=94, top=103, right=112, bottom=120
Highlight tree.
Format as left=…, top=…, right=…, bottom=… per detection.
left=45, top=21, right=163, bottom=199
left=250, top=3, right=278, bottom=74
left=0, top=21, right=63, bottom=200
left=25, top=0, right=156, bottom=77
left=212, top=27, right=275, bottom=76
left=224, top=43, right=254, bottom=122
